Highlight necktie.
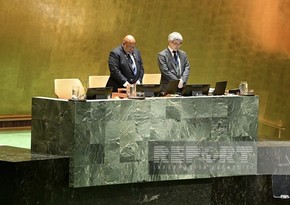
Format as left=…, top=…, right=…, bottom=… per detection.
left=128, top=54, right=137, bottom=75
left=173, top=51, right=180, bottom=76
left=173, top=51, right=179, bottom=66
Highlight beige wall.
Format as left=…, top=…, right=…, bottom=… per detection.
left=0, top=0, right=289, bottom=139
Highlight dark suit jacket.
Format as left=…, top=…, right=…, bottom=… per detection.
left=106, top=45, right=144, bottom=92
left=157, top=48, right=190, bottom=90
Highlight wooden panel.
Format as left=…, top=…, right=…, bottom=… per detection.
left=0, top=115, right=31, bottom=130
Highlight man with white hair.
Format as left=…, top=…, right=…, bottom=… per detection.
left=157, top=32, right=190, bottom=92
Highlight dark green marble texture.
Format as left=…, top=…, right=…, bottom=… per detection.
left=31, top=95, right=259, bottom=187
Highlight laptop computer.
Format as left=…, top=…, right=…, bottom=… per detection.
left=136, top=84, right=161, bottom=97
left=163, top=80, right=179, bottom=95
left=182, top=84, right=210, bottom=96
left=86, top=87, right=113, bottom=99
left=212, top=81, right=227, bottom=95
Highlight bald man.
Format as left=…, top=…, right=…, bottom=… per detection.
left=106, top=35, right=144, bottom=92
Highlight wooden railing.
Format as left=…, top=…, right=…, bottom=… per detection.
left=259, top=119, right=286, bottom=139
left=0, top=115, right=31, bottom=131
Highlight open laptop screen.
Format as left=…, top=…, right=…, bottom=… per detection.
left=164, top=80, right=179, bottom=95
left=212, top=81, right=227, bottom=95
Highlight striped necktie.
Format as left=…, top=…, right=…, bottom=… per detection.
left=173, top=51, right=180, bottom=76
left=128, top=54, right=137, bottom=75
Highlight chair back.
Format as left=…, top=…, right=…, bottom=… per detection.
left=142, top=74, right=161, bottom=84
left=54, top=78, right=85, bottom=99
left=88, top=75, right=109, bottom=88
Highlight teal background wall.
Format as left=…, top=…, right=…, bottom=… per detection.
left=0, top=0, right=290, bottom=139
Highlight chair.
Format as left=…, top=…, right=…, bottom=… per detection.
left=88, top=75, right=109, bottom=88
left=142, top=73, right=161, bottom=84
left=54, top=78, right=85, bottom=99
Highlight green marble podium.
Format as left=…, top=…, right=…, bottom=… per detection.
left=31, top=95, right=259, bottom=187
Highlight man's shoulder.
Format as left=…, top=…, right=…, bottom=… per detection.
left=134, top=48, right=141, bottom=55
left=111, top=45, right=123, bottom=54
left=158, top=48, right=169, bottom=55
left=178, top=49, right=187, bottom=55
left=109, top=46, right=123, bottom=59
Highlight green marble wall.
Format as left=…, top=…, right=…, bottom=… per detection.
left=0, top=0, right=290, bottom=138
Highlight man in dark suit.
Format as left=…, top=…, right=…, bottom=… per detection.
left=106, top=35, right=144, bottom=92
left=157, top=32, right=190, bottom=92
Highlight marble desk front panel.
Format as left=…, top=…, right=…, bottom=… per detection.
left=31, top=96, right=259, bottom=187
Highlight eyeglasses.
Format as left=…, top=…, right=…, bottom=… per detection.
left=123, top=43, right=136, bottom=53
left=124, top=43, right=135, bottom=50
left=171, top=41, right=182, bottom=46
left=127, top=45, right=135, bottom=49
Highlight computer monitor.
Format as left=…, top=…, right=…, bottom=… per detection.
left=136, top=84, right=161, bottom=97
left=86, top=87, right=113, bottom=99
left=182, top=84, right=210, bottom=96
